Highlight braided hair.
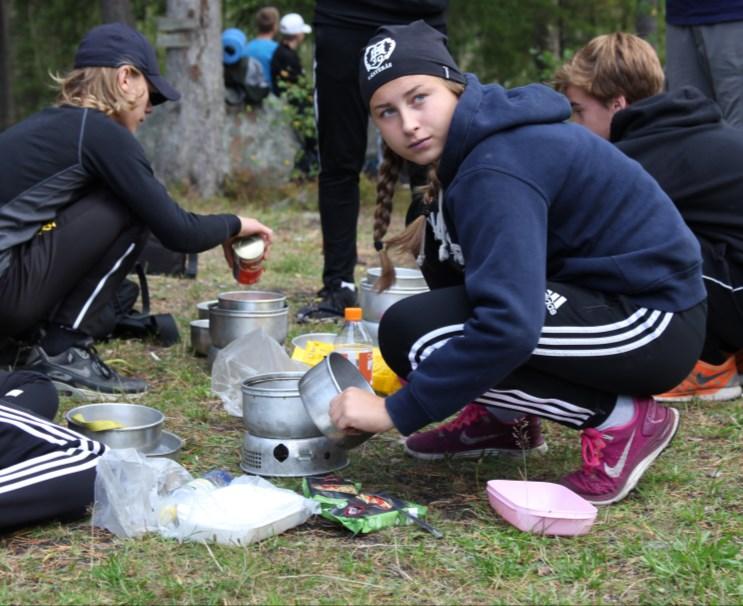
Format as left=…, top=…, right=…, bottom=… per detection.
left=372, top=143, right=440, bottom=291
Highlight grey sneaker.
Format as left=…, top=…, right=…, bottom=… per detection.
left=24, top=343, right=147, bottom=400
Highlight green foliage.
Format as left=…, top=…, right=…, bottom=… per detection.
left=5, top=0, right=665, bottom=125
left=276, top=73, right=319, bottom=180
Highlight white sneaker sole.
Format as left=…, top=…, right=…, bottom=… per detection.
left=655, top=385, right=742, bottom=402
left=589, top=407, right=680, bottom=506
left=404, top=442, right=548, bottom=461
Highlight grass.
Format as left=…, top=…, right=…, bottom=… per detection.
left=1, top=177, right=742, bottom=605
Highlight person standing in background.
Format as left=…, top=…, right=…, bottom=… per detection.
left=298, top=1, right=450, bottom=322
left=271, top=13, right=318, bottom=177
left=665, top=0, right=743, bottom=127
left=244, top=6, right=280, bottom=91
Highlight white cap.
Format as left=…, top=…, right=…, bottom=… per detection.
left=280, top=13, right=312, bottom=35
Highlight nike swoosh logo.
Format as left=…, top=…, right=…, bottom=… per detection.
left=460, top=431, right=504, bottom=446
left=604, top=428, right=636, bottom=478
left=695, top=371, right=728, bottom=385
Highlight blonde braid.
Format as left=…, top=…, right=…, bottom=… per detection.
left=373, top=146, right=441, bottom=291
left=373, top=143, right=403, bottom=291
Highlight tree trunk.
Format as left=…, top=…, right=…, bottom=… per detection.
left=0, top=0, right=14, bottom=130
left=148, top=0, right=225, bottom=198
left=100, top=0, right=135, bottom=25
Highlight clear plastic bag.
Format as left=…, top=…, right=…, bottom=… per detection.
left=92, top=448, right=191, bottom=538
left=92, top=449, right=318, bottom=545
left=211, top=328, right=307, bottom=416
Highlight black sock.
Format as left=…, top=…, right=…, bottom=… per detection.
left=40, top=325, right=88, bottom=356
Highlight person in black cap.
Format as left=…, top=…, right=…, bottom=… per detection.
left=328, top=20, right=707, bottom=506
left=0, top=23, right=273, bottom=399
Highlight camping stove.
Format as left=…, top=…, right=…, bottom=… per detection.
left=240, top=432, right=348, bottom=477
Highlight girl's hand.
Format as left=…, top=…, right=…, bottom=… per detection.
left=329, top=387, right=394, bottom=434
left=223, top=217, right=274, bottom=268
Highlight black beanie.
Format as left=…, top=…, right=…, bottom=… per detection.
left=359, top=20, right=465, bottom=107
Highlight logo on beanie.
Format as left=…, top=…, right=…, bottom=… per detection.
left=364, top=37, right=396, bottom=80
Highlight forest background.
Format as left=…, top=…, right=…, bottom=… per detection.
left=1, top=0, right=663, bottom=131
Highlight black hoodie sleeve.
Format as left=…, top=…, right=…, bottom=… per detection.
left=80, top=110, right=240, bottom=253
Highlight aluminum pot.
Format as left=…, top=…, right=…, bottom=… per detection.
left=241, top=372, right=321, bottom=439
left=359, top=267, right=429, bottom=323
left=209, top=304, right=289, bottom=347
left=217, top=290, right=286, bottom=312
left=190, top=319, right=211, bottom=356
left=196, top=300, right=218, bottom=320
left=66, top=403, right=164, bottom=451
left=298, top=352, right=375, bottom=449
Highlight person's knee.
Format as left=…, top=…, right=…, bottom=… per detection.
left=0, top=370, right=59, bottom=420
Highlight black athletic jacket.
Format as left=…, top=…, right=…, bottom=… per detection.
left=313, top=0, right=447, bottom=29
left=0, top=106, right=240, bottom=277
left=611, top=86, right=743, bottom=266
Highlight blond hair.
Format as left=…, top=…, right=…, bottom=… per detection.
left=554, top=32, right=664, bottom=104
left=372, top=80, right=465, bottom=291
left=53, top=65, right=143, bottom=117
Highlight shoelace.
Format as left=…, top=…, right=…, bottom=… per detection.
left=73, top=344, right=114, bottom=379
left=579, top=427, right=607, bottom=472
left=445, top=404, right=489, bottom=431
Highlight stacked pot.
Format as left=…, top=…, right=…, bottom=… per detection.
left=195, top=290, right=289, bottom=365
left=240, top=371, right=348, bottom=477
left=359, top=267, right=429, bottom=343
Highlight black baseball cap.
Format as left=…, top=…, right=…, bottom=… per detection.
left=359, top=20, right=464, bottom=107
left=74, top=23, right=180, bottom=105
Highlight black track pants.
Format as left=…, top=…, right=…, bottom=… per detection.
left=0, top=188, right=147, bottom=339
left=0, top=371, right=104, bottom=532
left=379, top=283, right=706, bottom=429
left=314, top=25, right=436, bottom=290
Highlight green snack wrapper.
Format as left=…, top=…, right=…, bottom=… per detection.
left=302, top=474, right=428, bottom=534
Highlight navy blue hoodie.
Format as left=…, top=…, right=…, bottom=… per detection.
left=385, top=74, right=706, bottom=436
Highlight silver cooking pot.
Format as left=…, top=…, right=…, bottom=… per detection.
left=359, top=267, right=429, bottom=323
left=242, top=372, right=321, bottom=439
left=209, top=304, right=288, bottom=347
left=217, top=290, right=287, bottom=312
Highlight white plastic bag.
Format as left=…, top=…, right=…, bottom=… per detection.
left=158, top=475, right=319, bottom=545
left=211, top=327, right=307, bottom=416
left=92, top=448, right=192, bottom=537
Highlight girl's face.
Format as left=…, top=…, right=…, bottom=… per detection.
left=370, top=74, right=459, bottom=165
left=115, top=67, right=153, bottom=133
left=564, top=85, right=625, bottom=140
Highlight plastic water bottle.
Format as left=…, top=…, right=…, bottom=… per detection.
left=202, top=468, right=234, bottom=487
left=172, top=469, right=233, bottom=498
left=334, top=307, right=373, bottom=383
left=159, top=469, right=234, bottom=525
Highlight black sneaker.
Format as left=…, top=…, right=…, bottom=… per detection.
left=24, top=343, right=148, bottom=401
left=297, top=285, right=358, bottom=323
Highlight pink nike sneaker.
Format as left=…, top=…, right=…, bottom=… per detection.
left=561, top=397, right=680, bottom=505
left=404, top=403, right=547, bottom=460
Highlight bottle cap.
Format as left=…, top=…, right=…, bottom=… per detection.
left=344, top=307, right=362, bottom=321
